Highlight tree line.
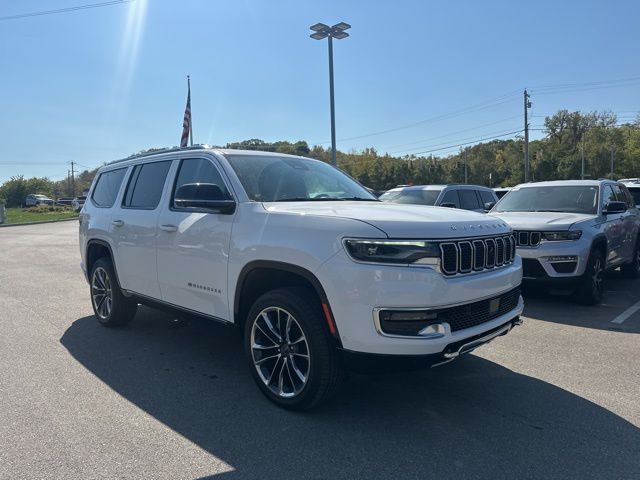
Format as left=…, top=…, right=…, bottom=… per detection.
left=1, top=110, right=638, bottom=207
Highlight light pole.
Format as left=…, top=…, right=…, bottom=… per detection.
left=310, top=22, right=350, bottom=166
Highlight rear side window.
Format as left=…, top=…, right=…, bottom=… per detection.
left=459, top=189, right=481, bottom=210
left=92, top=168, right=127, bottom=207
left=172, top=158, right=232, bottom=209
left=440, top=190, right=460, bottom=208
left=123, top=161, right=172, bottom=209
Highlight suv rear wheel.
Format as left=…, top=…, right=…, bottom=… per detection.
left=244, top=287, right=343, bottom=410
left=90, top=257, right=137, bottom=326
left=576, top=249, right=605, bottom=305
left=621, top=237, right=640, bottom=278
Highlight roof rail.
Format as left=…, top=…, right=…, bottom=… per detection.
left=109, top=144, right=213, bottom=165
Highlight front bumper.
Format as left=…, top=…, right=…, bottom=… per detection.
left=340, top=317, right=523, bottom=372
left=517, top=238, right=591, bottom=280
left=317, top=251, right=523, bottom=356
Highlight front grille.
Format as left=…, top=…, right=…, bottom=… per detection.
left=439, top=234, right=516, bottom=276
left=439, top=287, right=521, bottom=332
left=522, top=258, right=547, bottom=278
left=514, top=230, right=541, bottom=247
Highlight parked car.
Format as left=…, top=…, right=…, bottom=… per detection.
left=56, top=197, right=74, bottom=206
left=24, top=194, right=54, bottom=207
left=79, top=146, right=523, bottom=409
left=493, top=187, right=512, bottom=199
left=72, top=196, right=86, bottom=212
left=619, top=180, right=640, bottom=208
left=490, top=180, right=640, bottom=304
left=379, top=184, right=498, bottom=212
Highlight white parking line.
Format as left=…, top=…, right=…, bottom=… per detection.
left=610, top=300, right=640, bottom=324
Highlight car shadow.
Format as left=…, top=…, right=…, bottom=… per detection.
left=522, top=270, right=640, bottom=333
left=60, top=308, right=640, bottom=480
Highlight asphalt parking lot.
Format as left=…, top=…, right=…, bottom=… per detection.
left=1, top=221, right=638, bottom=480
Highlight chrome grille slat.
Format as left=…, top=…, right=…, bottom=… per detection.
left=440, top=235, right=515, bottom=276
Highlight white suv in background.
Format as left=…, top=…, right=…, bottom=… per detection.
left=79, top=146, right=523, bottom=409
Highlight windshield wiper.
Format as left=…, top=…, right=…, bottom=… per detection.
left=337, top=196, right=380, bottom=201
left=273, top=197, right=338, bottom=202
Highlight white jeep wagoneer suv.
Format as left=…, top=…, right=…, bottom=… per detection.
left=79, top=146, right=523, bottom=409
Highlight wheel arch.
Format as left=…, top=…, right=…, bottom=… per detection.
left=86, top=239, right=122, bottom=287
left=234, top=261, right=341, bottom=346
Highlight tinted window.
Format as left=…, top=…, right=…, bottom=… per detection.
left=123, top=161, right=171, bottom=209
left=612, top=184, right=629, bottom=206
left=479, top=190, right=496, bottom=206
left=379, top=189, right=441, bottom=205
left=627, top=187, right=640, bottom=207
left=92, top=168, right=126, bottom=207
left=459, top=189, right=481, bottom=210
left=440, top=190, right=460, bottom=208
left=172, top=158, right=231, bottom=208
left=601, top=185, right=616, bottom=208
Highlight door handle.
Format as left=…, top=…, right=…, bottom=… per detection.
left=159, top=224, right=178, bottom=233
left=112, top=220, right=124, bottom=227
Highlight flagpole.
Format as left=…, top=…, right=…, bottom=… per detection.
left=188, top=75, right=193, bottom=146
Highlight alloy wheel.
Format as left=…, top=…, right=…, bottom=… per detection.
left=250, top=307, right=310, bottom=398
left=592, top=256, right=603, bottom=297
left=91, top=267, right=113, bottom=320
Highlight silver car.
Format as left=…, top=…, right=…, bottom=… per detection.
left=490, top=180, right=640, bottom=304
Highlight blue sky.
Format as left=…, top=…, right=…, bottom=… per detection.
left=0, top=0, right=639, bottom=182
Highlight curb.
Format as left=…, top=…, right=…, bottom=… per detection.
left=0, top=217, right=79, bottom=228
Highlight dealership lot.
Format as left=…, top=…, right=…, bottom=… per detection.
left=1, top=222, right=638, bottom=479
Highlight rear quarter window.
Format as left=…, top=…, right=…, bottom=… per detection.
left=91, top=168, right=127, bottom=207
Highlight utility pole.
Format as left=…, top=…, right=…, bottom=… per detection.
left=67, top=170, right=70, bottom=196
left=523, top=89, right=531, bottom=183
left=71, top=161, right=76, bottom=197
left=581, top=136, right=585, bottom=180
left=610, top=145, right=616, bottom=179
left=463, top=150, right=468, bottom=184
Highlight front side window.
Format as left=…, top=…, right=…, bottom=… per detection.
left=123, top=161, right=171, bottom=209
left=494, top=186, right=599, bottom=214
left=379, top=189, right=441, bottom=206
left=601, top=185, right=616, bottom=209
left=224, top=154, right=376, bottom=202
left=172, top=158, right=232, bottom=209
left=92, top=168, right=127, bottom=207
left=440, top=190, right=460, bottom=208
left=479, top=190, right=495, bottom=205
left=459, top=189, right=481, bottom=210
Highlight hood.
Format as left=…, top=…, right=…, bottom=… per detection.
left=263, top=201, right=511, bottom=238
left=489, top=211, right=594, bottom=230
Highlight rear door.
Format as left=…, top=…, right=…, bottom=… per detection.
left=111, top=160, right=173, bottom=299
left=156, top=156, right=235, bottom=320
left=614, top=183, right=639, bottom=261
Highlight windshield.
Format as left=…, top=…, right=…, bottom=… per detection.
left=224, top=154, right=377, bottom=202
left=379, top=189, right=441, bottom=206
left=494, top=185, right=599, bottom=214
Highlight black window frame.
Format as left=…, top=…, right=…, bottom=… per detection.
left=121, top=160, right=172, bottom=211
left=90, top=167, right=128, bottom=209
left=170, top=157, right=236, bottom=214
left=439, top=189, right=460, bottom=208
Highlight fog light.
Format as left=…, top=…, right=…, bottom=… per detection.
left=544, top=256, right=578, bottom=262
left=380, top=311, right=438, bottom=322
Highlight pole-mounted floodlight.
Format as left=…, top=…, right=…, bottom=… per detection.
left=310, top=22, right=351, bottom=165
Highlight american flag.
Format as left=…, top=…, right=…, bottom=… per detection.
left=180, top=76, right=191, bottom=147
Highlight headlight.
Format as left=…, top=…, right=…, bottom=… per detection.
left=541, top=231, right=582, bottom=241
left=343, top=239, right=440, bottom=265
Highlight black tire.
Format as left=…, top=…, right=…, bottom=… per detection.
left=243, top=287, right=343, bottom=410
left=89, top=257, right=137, bottom=327
left=621, top=237, right=640, bottom=278
left=576, top=249, right=605, bottom=305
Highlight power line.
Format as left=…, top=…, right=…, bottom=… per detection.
left=311, top=90, right=522, bottom=145
left=0, top=0, right=134, bottom=22
left=404, top=129, right=524, bottom=156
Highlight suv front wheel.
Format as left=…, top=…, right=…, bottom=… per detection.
left=90, top=257, right=137, bottom=326
left=577, top=249, right=605, bottom=305
left=244, top=287, right=343, bottom=410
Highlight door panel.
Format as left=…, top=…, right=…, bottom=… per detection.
left=601, top=184, right=624, bottom=265
left=156, top=157, right=235, bottom=319
left=112, top=160, right=172, bottom=299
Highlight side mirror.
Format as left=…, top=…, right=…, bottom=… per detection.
left=440, top=202, right=457, bottom=208
left=174, top=183, right=235, bottom=214
left=484, top=201, right=496, bottom=211
left=603, top=201, right=627, bottom=214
